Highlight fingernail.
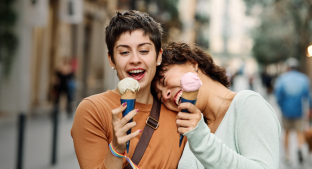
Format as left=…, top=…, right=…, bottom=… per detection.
left=136, top=109, right=139, bottom=112
left=139, top=129, right=143, bottom=133
left=122, top=102, right=127, bottom=107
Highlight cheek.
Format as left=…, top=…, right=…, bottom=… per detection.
left=114, top=58, right=127, bottom=69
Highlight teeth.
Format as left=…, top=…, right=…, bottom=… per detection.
left=175, top=91, right=182, bottom=105
left=128, top=70, right=144, bottom=73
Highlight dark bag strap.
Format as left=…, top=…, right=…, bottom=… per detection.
left=124, top=97, right=161, bottom=169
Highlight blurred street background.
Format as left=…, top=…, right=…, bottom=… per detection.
left=1, top=0, right=312, bottom=169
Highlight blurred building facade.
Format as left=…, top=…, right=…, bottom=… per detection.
left=0, top=0, right=184, bottom=117
left=0, top=0, right=121, bottom=116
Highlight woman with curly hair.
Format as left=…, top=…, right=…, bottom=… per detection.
left=152, top=42, right=281, bottom=169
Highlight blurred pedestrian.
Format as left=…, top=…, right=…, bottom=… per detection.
left=53, top=57, right=75, bottom=118
left=261, top=70, right=273, bottom=94
left=274, top=57, right=312, bottom=164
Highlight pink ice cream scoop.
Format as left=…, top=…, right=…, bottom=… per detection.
left=180, top=72, right=202, bottom=92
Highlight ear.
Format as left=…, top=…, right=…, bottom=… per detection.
left=108, top=53, right=116, bottom=69
left=193, top=63, right=199, bottom=72
left=156, top=48, right=163, bottom=65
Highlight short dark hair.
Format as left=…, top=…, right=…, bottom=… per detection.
left=152, top=42, right=230, bottom=96
left=105, top=10, right=163, bottom=63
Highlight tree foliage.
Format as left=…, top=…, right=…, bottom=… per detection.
left=0, top=0, right=18, bottom=78
left=243, top=0, right=312, bottom=69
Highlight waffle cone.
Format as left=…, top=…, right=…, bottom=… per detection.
left=121, top=90, right=136, bottom=99
left=182, top=90, right=199, bottom=100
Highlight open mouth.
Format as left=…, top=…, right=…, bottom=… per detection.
left=128, top=69, right=146, bottom=81
left=174, top=90, right=183, bottom=106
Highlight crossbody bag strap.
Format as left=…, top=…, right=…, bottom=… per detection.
left=124, top=97, right=161, bottom=169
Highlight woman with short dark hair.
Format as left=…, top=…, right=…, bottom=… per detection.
left=72, top=11, right=186, bottom=169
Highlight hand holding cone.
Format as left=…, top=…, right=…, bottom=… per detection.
left=179, top=72, right=202, bottom=147
left=117, top=77, right=140, bottom=153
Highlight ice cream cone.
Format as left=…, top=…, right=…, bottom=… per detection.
left=121, top=90, right=137, bottom=99
left=117, top=77, right=140, bottom=153
left=179, top=72, right=202, bottom=147
left=182, top=90, right=199, bottom=100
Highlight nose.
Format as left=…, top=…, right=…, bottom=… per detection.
left=162, top=89, right=171, bottom=101
left=129, top=52, right=141, bottom=65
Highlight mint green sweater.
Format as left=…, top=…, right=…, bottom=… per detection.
left=178, top=90, right=281, bottom=169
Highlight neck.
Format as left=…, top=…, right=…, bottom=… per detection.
left=136, top=85, right=153, bottom=104
left=196, top=71, right=232, bottom=122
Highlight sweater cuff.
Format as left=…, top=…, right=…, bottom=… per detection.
left=184, top=114, right=211, bottom=139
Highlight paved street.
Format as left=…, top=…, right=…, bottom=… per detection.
left=250, top=77, right=312, bottom=169
left=0, top=76, right=312, bottom=169
left=0, top=112, right=79, bottom=169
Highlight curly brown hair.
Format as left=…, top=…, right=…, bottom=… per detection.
left=151, top=42, right=229, bottom=96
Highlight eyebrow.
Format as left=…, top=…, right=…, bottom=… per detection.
left=115, top=42, right=152, bottom=49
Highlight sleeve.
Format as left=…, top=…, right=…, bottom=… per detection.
left=274, top=77, right=284, bottom=107
left=184, top=94, right=281, bottom=169
left=71, top=99, right=110, bottom=169
left=304, top=77, right=312, bottom=109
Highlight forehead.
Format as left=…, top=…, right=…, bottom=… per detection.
left=114, top=30, right=153, bottom=48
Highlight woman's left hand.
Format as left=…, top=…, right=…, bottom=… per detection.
left=176, top=102, right=202, bottom=135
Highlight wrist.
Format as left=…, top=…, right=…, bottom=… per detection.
left=111, top=141, right=126, bottom=154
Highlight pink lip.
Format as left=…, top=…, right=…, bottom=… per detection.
left=129, top=72, right=145, bottom=81
left=174, top=90, right=182, bottom=106
left=128, top=68, right=145, bottom=71
left=127, top=68, right=146, bottom=81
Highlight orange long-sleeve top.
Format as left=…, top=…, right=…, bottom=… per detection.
left=71, top=90, right=186, bottom=169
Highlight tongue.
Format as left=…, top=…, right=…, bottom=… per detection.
left=130, top=72, right=144, bottom=77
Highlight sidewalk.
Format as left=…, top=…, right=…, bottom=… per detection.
left=0, top=112, right=79, bottom=169
left=252, top=77, right=312, bottom=169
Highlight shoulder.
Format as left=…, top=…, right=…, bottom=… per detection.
left=83, top=90, right=119, bottom=108
left=233, top=90, right=262, bottom=104
left=73, top=91, right=120, bottom=134
left=233, top=90, right=276, bottom=119
left=233, top=90, right=280, bottom=132
left=76, top=90, right=120, bottom=118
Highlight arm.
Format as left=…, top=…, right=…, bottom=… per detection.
left=71, top=100, right=140, bottom=169
left=179, top=95, right=280, bottom=169
left=274, top=77, right=284, bottom=107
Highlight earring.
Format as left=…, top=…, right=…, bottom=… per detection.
left=112, top=67, right=114, bottom=70
left=157, top=62, right=161, bottom=66
left=194, top=64, right=198, bottom=72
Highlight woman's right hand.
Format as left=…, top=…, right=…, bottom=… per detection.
left=111, top=102, right=142, bottom=153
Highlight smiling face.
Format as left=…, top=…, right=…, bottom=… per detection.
left=155, top=62, right=197, bottom=112
left=109, top=30, right=162, bottom=92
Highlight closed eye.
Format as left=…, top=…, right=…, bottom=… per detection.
left=140, top=50, right=149, bottom=54
left=120, top=51, right=130, bottom=55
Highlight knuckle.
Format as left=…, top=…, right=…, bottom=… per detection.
left=125, top=123, right=132, bottom=128
left=116, top=139, right=122, bottom=145
left=195, top=115, right=201, bottom=121
left=111, top=109, right=118, bottom=115
left=123, top=116, right=130, bottom=122
left=191, top=122, right=197, bottom=127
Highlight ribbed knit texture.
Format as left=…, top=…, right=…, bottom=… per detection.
left=178, top=90, right=281, bottom=169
